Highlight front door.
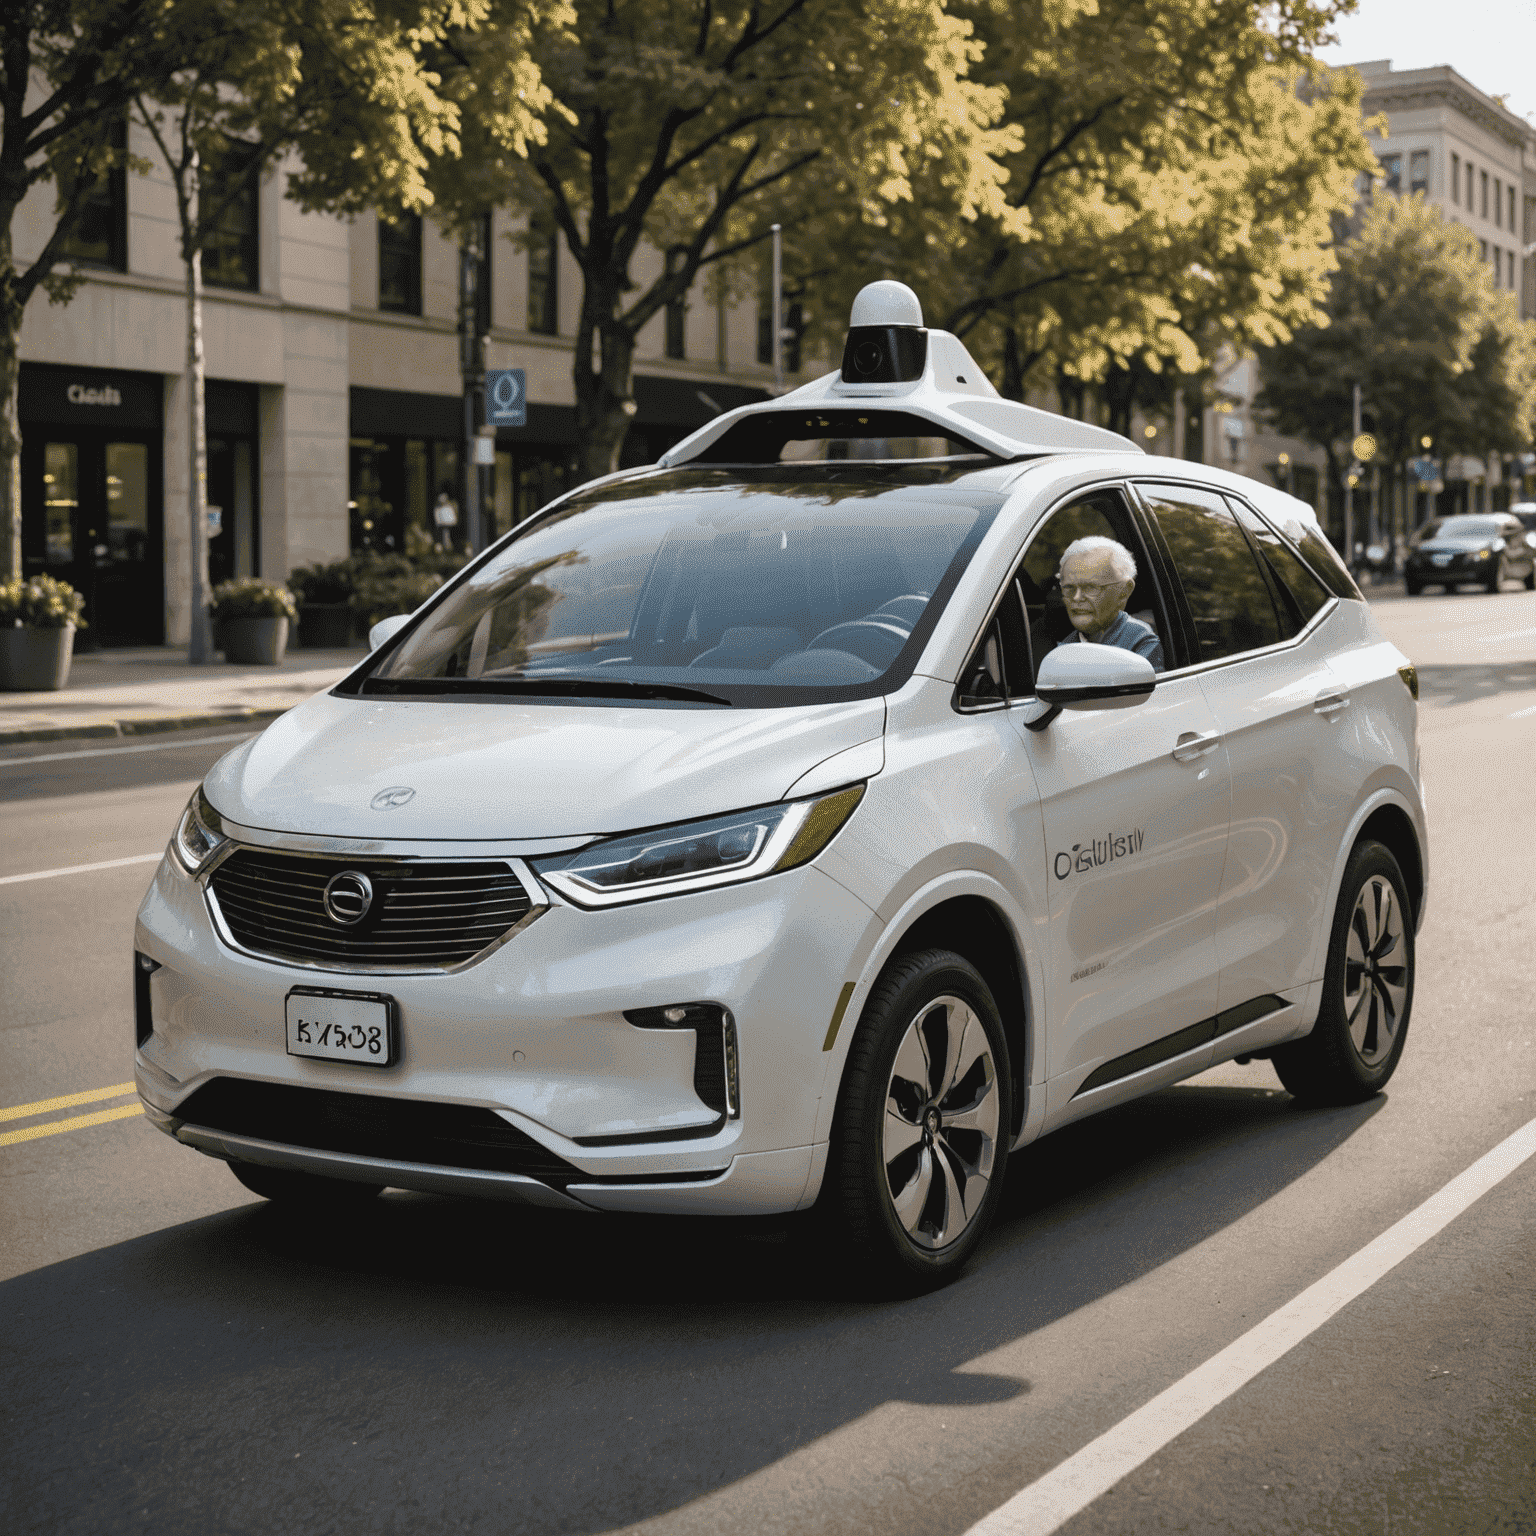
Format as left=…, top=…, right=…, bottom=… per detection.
left=1010, top=488, right=1231, bottom=1101
left=22, top=434, right=162, bottom=645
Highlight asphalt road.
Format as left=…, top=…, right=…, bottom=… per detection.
left=2, top=588, right=1533, bottom=1536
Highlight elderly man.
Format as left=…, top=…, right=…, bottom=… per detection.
left=1055, top=536, right=1164, bottom=671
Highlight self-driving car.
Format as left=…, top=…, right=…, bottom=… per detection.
left=135, top=282, right=1427, bottom=1288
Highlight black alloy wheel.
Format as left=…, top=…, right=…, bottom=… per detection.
left=1272, top=839, right=1414, bottom=1105
left=821, top=948, right=1011, bottom=1292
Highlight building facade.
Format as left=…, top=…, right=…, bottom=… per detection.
left=15, top=124, right=786, bottom=646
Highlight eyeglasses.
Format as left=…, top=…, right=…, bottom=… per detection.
left=1060, top=581, right=1118, bottom=598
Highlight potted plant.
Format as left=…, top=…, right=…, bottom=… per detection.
left=209, top=577, right=298, bottom=665
left=289, top=559, right=357, bottom=648
left=0, top=575, right=86, bottom=691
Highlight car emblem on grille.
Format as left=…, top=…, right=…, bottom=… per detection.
left=370, top=786, right=416, bottom=810
left=322, top=870, right=374, bottom=925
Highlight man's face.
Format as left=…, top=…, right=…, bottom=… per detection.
left=1060, top=548, right=1134, bottom=634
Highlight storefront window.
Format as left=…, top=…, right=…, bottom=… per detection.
left=43, top=444, right=78, bottom=565
left=104, top=443, right=149, bottom=566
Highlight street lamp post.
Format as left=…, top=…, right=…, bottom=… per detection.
left=458, top=216, right=491, bottom=554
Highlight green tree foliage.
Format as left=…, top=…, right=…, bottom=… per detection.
left=799, top=0, right=1375, bottom=421
left=1257, top=192, right=1536, bottom=500
left=432, top=0, right=1018, bottom=479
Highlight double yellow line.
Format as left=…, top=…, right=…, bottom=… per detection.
left=0, top=1082, right=142, bottom=1148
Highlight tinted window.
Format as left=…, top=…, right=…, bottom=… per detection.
left=1226, top=498, right=1330, bottom=635
left=363, top=464, right=1003, bottom=707
left=1139, top=484, right=1282, bottom=662
left=1015, top=490, right=1170, bottom=684
left=1413, top=516, right=1504, bottom=543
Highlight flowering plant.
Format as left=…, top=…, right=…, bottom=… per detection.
left=0, top=575, right=87, bottom=629
left=209, top=577, right=299, bottom=622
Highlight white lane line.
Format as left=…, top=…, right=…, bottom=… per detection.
left=1476, top=626, right=1536, bottom=644
left=0, top=853, right=163, bottom=887
left=965, top=1113, right=1536, bottom=1536
left=0, top=730, right=254, bottom=768
left=1509, top=703, right=1536, bottom=720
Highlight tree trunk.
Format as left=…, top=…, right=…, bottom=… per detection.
left=573, top=295, right=638, bottom=483
left=183, top=202, right=213, bottom=662
left=0, top=298, right=21, bottom=581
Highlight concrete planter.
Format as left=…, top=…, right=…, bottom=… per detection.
left=0, top=624, right=76, bottom=691
left=297, top=603, right=355, bottom=649
left=222, top=616, right=289, bottom=666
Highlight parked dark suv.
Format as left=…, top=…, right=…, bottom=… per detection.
left=1404, top=514, right=1536, bottom=595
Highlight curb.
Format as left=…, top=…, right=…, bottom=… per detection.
left=0, top=706, right=288, bottom=747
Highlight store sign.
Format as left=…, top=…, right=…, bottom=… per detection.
left=486, top=368, right=527, bottom=428
left=67, top=383, right=123, bottom=407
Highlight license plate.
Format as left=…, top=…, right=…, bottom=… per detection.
left=285, top=987, right=397, bottom=1067
left=1431, top=553, right=1452, bottom=566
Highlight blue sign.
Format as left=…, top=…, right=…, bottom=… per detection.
left=1409, top=457, right=1440, bottom=483
left=486, top=368, right=527, bottom=428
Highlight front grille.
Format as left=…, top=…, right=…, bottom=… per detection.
left=209, top=849, right=534, bottom=969
left=176, top=1078, right=582, bottom=1182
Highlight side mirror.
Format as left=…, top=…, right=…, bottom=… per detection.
left=368, top=614, right=411, bottom=652
left=1036, top=642, right=1156, bottom=711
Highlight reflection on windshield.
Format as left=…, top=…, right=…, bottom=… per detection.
left=1414, top=517, right=1502, bottom=542
left=366, top=466, right=1002, bottom=705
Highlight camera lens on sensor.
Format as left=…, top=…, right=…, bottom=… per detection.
left=851, top=341, right=884, bottom=376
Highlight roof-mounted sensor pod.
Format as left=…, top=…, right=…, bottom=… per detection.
left=658, top=279, right=1142, bottom=466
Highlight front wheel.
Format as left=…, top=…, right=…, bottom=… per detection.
left=821, top=949, right=1011, bottom=1292
left=1404, top=579, right=1422, bottom=596
left=230, top=1160, right=384, bottom=1206
left=1524, top=568, right=1534, bottom=591
left=1485, top=563, right=1502, bottom=593
left=1272, top=840, right=1414, bottom=1105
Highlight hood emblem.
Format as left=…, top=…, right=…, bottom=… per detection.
left=323, top=870, right=374, bottom=926
left=371, top=786, right=416, bottom=810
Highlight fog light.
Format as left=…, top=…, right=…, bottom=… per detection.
left=625, top=1002, right=739, bottom=1118
left=134, top=952, right=161, bottom=1048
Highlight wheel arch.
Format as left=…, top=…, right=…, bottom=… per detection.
left=1357, top=801, right=1425, bottom=929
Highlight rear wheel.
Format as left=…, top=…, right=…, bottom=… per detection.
left=1524, top=568, right=1534, bottom=591
left=821, top=949, right=1011, bottom=1292
left=1273, top=840, right=1413, bottom=1105
left=1404, top=579, right=1422, bottom=596
left=1485, top=562, right=1503, bottom=593
left=230, top=1161, right=384, bottom=1206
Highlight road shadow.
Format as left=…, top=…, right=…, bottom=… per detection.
left=0, top=1083, right=1379, bottom=1536
left=1412, top=661, right=1536, bottom=708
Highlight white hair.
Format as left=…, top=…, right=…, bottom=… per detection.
left=1059, top=536, right=1137, bottom=583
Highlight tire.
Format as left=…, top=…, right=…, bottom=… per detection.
left=1404, top=579, right=1422, bottom=596
left=230, top=1160, right=384, bottom=1206
left=1485, top=565, right=1501, bottom=594
left=820, top=949, right=1011, bottom=1292
left=1272, top=840, right=1414, bottom=1106
left=1524, top=568, right=1534, bottom=591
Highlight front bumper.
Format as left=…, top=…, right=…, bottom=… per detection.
left=134, top=840, right=879, bottom=1216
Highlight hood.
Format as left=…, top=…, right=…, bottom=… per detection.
left=1413, top=536, right=1496, bottom=552
left=204, top=689, right=886, bottom=842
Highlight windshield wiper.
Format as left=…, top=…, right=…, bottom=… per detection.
left=363, top=676, right=731, bottom=706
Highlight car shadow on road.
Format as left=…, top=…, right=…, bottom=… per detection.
left=1412, top=661, right=1536, bottom=708
left=0, top=1083, right=1379, bottom=1536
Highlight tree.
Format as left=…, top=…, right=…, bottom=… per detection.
left=0, top=0, right=188, bottom=581
left=131, top=0, right=531, bottom=660
left=798, top=0, right=1377, bottom=417
left=1257, top=193, right=1536, bottom=519
left=430, top=0, right=1018, bottom=480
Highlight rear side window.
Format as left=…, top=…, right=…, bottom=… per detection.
left=1138, top=483, right=1282, bottom=663
left=1226, top=498, right=1331, bottom=636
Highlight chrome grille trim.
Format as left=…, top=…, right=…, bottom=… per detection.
left=205, top=843, right=548, bottom=974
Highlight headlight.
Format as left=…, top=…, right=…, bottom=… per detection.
left=1474, top=548, right=1492, bottom=560
left=531, top=784, right=865, bottom=908
left=171, top=787, right=229, bottom=874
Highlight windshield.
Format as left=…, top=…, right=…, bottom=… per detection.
left=1414, top=516, right=1503, bottom=542
left=359, top=464, right=1004, bottom=707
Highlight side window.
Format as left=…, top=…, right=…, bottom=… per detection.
left=957, top=584, right=1029, bottom=708
left=1225, top=497, right=1331, bottom=636
left=1015, top=490, right=1170, bottom=684
left=1138, top=483, right=1282, bottom=663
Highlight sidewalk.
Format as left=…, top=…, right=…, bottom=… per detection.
left=0, top=644, right=366, bottom=745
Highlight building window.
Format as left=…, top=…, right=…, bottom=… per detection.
left=1481, top=171, right=1489, bottom=219
left=58, top=118, right=127, bottom=271
left=664, top=249, right=687, bottom=360
left=1480, top=239, right=1488, bottom=262
left=378, top=212, right=422, bottom=314
left=1510, top=187, right=1517, bottom=233
left=1451, top=153, right=1460, bottom=205
left=200, top=137, right=259, bottom=291
left=1378, top=153, right=1401, bottom=193
left=1494, top=248, right=1502, bottom=285
left=1409, top=150, right=1429, bottom=196
left=527, top=215, right=558, bottom=335
left=1495, top=178, right=1503, bottom=228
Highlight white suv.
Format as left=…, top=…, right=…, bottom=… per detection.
left=135, top=283, right=1426, bottom=1288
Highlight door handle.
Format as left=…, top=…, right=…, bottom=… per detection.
left=1314, top=691, right=1350, bottom=717
left=1171, top=730, right=1222, bottom=762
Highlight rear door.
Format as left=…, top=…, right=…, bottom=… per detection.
left=1133, top=481, right=1353, bottom=1017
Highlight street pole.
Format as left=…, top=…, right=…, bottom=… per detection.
left=771, top=223, right=784, bottom=393
left=459, top=217, right=489, bottom=554
left=1344, top=383, right=1360, bottom=566
left=1172, top=386, right=1186, bottom=460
